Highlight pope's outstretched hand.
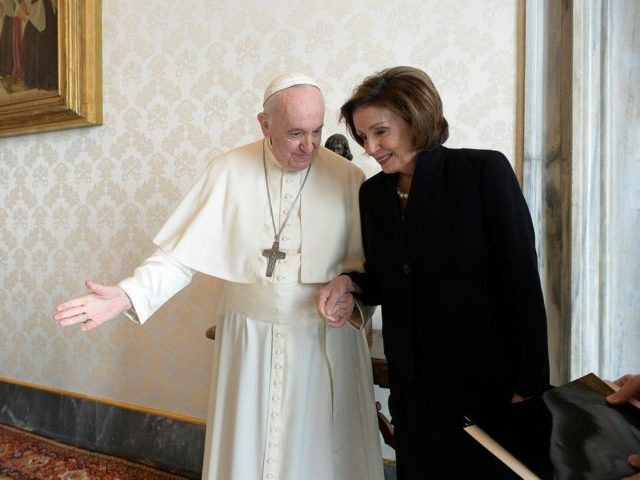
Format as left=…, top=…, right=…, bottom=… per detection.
left=54, top=280, right=132, bottom=332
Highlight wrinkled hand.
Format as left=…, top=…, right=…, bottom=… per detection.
left=606, top=374, right=640, bottom=479
left=327, top=293, right=355, bottom=328
left=316, top=275, right=356, bottom=328
left=623, top=454, right=640, bottom=480
left=53, top=280, right=131, bottom=332
left=607, top=374, right=640, bottom=405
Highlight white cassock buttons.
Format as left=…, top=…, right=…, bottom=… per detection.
left=263, top=325, right=287, bottom=479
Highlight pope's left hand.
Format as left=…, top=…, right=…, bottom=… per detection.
left=316, top=275, right=356, bottom=328
left=326, top=293, right=355, bottom=328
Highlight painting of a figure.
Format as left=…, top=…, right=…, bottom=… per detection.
left=0, top=0, right=57, bottom=103
left=0, top=0, right=100, bottom=138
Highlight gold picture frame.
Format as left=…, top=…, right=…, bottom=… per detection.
left=0, top=0, right=102, bottom=138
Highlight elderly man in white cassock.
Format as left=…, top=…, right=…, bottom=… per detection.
left=53, top=73, right=384, bottom=480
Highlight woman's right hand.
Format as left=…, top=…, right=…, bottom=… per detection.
left=53, top=280, right=132, bottom=332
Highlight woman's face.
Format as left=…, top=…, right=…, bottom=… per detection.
left=353, top=105, right=417, bottom=175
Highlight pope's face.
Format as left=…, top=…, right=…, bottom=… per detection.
left=258, top=85, right=325, bottom=171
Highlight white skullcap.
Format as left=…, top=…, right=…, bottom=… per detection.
left=263, top=72, right=321, bottom=105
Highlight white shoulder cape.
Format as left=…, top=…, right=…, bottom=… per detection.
left=153, top=139, right=366, bottom=283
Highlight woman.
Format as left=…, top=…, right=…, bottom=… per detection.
left=317, top=66, right=550, bottom=478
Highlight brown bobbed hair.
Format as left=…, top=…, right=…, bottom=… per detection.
left=340, top=66, right=449, bottom=152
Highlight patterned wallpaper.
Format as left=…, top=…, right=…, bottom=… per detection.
left=0, top=0, right=518, bottom=419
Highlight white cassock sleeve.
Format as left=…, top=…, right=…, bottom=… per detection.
left=118, top=249, right=195, bottom=325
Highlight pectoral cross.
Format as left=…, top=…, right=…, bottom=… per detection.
left=262, top=240, right=286, bottom=277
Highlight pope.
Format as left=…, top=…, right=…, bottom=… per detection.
left=54, top=73, right=384, bottom=480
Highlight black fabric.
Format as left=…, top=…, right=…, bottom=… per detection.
left=350, top=146, right=549, bottom=394
left=388, top=365, right=521, bottom=479
left=348, top=146, right=550, bottom=477
left=468, top=374, right=640, bottom=479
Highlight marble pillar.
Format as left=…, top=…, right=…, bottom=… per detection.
left=523, top=0, right=640, bottom=384
left=523, top=0, right=573, bottom=385
left=570, top=0, right=640, bottom=379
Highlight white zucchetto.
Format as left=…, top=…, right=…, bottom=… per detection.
left=263, top=72, right=321, bottom=105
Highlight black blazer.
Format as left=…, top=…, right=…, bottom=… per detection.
left=351, top=146, right=549, bottom=397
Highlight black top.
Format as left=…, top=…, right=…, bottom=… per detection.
left=350, top=145, right=550, bottom=397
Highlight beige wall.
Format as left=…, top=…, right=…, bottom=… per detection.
left=0, top=0, right=519, bottom=419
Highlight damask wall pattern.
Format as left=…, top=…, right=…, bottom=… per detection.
left=0, top=0, right=518, bottom=419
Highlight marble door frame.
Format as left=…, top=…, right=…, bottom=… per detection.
left=523, top=0, right=640, bottom=384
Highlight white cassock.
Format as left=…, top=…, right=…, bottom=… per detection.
left=119, top=139, right=384, bottom=480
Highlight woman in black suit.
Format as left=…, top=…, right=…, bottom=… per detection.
left=318, top=66, right=550, bottom=478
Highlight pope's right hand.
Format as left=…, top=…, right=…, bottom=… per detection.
left=54, top=280, right=132, bottom=332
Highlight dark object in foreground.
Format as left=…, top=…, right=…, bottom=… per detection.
left=465, top=373, right=640, bottom=479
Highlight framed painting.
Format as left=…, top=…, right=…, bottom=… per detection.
left=0, top=0, right=101, bottom=138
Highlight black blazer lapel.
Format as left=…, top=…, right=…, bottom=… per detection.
left=404, top=146, right=443, bottom=222
left=381, top=172, right=411, bottom=259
